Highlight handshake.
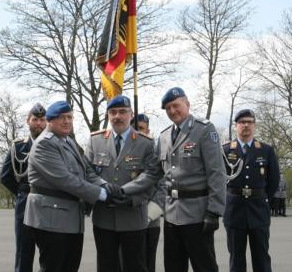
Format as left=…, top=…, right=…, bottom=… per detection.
left=102, top=183, right=132, bottom=208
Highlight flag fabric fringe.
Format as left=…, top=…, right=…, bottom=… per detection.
left=97, top=0, right=137, bottom=100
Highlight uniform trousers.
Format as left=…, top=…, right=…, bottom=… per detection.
left=29, top=227, right=83, bottom=272
left=15, top=192, right=35, bottom=272
left=146, top=226, right=160, bottom=272
left=226, top=225, right=271, bottom=272
left=164, top=221, right=218, bottom=272
left=93, top=226, right=147, bottom=272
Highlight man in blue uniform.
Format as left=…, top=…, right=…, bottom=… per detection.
left=1, top=103, right=47, bottom=272
left=223, top=109, right=280, bottom=272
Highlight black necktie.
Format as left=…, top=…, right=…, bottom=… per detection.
left=172, top=126, right=180, bottom=145
left=115, top=135, right=122, bottom=155
left=243, top=143, right=249, bottom=154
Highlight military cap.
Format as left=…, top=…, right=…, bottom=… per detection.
left=29, top=103, right=46, bottom=118
left=131, top=113, right=149, bottom=125
left=45, top=101, right=71, bottom=121
left=234, top=109, right=256, bottom=122
left=161, top=87, right=186, bottom=109
left=107, top=95, right=131, bottom=110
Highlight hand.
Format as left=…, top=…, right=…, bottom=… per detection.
left=202, top=211, right=219, bottom=233
left=102, top=183, right=123, bottom=198
left=83, top=202, right=93, bottom=217
left=106, top=195, right=133, bottom=208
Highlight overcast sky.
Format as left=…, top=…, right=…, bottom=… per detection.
left=0, top=0, right=291, bottom=142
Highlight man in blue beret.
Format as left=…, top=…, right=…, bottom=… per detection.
left=222, top=109, right=280, bottom=272
left=85, top=95, right=162, bottom=272
left=1, top=103, right=47, bottom=272
left=157, top=87, right=226, bottom=272
left=23, top=100, right=121, bottom=272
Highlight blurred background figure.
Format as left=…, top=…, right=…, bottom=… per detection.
left=272, top=175, right=287, bottom=217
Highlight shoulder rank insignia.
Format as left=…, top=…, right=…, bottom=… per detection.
left=230, top=141, right=237, bottom=149
left=254, top=141, right=261, bottom=148
left=44, top=132, right=54, bottom=139
left=160, top=125, right=172, bottom=134
left=90, top=129, right=111, bottom=139
left=195, top=118, right=210, bottom=125
left=13, top=138, right=24, bottom=143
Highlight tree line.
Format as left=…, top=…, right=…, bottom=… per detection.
left=0, top=0, right=291, bottom=206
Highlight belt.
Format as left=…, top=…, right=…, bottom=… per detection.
left=30, top=186, right=79, bottom=201
left=18, top=183, right=30, bottom=193
left=227, top=187, right=267, bottom=199
left=167, top=188, right=208, bottom=199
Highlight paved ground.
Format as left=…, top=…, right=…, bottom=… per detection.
left=0, top=208, right=291, bottom=272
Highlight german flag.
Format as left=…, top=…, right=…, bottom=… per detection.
left=97, top=0, right=137, bottom=100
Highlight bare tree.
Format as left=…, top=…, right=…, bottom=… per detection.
left=0, top=93, right=24, bottom=155
left=0, top=93, right=24, bottom=208
left=178, top=0, right=251, bottom=119
left=0, top=0, right=177, bottom=132
left=252, top=9, right=292, bottom=118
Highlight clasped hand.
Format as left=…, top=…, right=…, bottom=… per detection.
left=102, top=183, right=132, bottom=207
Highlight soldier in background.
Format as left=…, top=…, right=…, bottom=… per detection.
left=131, top=113, right=164, bottom=272
left=158, top=87, right=226, bottom=272
left=223, top=109, right=280, bottom=272
left=273, top=176, right=287, bottom=217
left=1, top=103, right=47, bottom=272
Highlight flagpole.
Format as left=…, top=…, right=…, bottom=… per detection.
left=133, top=53, right=138, bottom=130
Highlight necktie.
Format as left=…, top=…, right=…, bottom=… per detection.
left=115, top=135, right=122, bottom=155
left=172, top=126, right=180, bottom=145
left=243, top=143, right=249, bottom=154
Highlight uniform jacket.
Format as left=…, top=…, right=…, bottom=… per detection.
left=1, top=137, right=33, bottom=220
left=24, top=128, right=106, bottom=234
left=1, top=137, right=32, bottom=196
left=85, top=128, right=162, bottom=232
left=223, top=139, right=280, bottom=229
left=157, top=114, right=226, bottom=225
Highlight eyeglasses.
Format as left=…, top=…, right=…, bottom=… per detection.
left=237, top=120, right=255, bottom=125
left=108, top=109, right=131, bottom=116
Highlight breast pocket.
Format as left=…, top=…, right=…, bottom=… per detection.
left=93, top=153, right=111, bottom=174
left=180, top=150, right=200, bottom=169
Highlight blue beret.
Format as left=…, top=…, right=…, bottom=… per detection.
left=107, top=95, right=131, bottom=110
left=234, top=109, right=255, bottom=122
left=161, top=87, right=186, bottom=109
left=29, top=103, right=46, bottom=118
left=45, top=101, right=71, bottom=121
left=131, top=113, right=149, bottom=125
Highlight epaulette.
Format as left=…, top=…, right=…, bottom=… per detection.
left=90, top=129, right=111, bottom=139
left=13, top=138, right=24, bottom=143
left=137, top=131, right=153, bottom=140
left=222, top=140, right=231, bottom=146
left=160, top=125, right=172, bottom=134
left=44, top=132, right=54, bottom=139
left=230, top=141, right=238, bottom=149
left=90, top=129, right=106, bottom=136
left=254, top=140, right=261, bottom=148
left=195, top=118, right=210, bottom=125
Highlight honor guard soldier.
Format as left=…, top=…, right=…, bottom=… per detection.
left=157, top=87, right=226, bottom=272
left=222, top=109, right=280, bottom=272
left=85, top=96, right=162, bottom=272
left=1, top=103, right=47, bottom=272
